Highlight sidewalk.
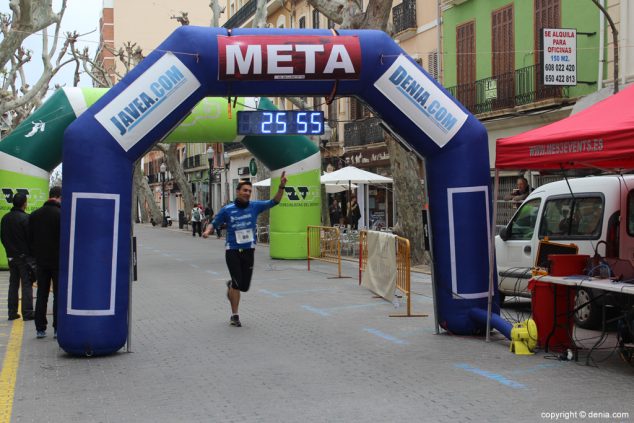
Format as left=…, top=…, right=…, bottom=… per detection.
left=1, top=225, right=632, bottom=422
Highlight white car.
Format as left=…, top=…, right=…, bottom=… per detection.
left=495, top=175, right=634, bottom=328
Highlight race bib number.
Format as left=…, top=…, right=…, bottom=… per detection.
left=235, top=228, right=254, bottom=244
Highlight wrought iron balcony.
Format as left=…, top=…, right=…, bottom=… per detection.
left=183, top=154, right=203, bottom=170
left=446, top=64, right=570, bottom=116
left=223, top=0, right=257, bottom=28
left=392, top=0, right=417, bottom=38
left=343, top=117, right=384, bottom=147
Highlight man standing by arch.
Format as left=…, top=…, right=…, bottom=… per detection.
left=1, top=193, right=34, bottom=321
left=30, top=186, right=62, bottom=339
left=203, top=172, right=287, bottom=327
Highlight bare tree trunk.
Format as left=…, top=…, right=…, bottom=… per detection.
left=0, top=0, right=65, bottom=69
left=157, top=143, right=194, bottom=221
left=385, top=134, right=425, bottom=265
left=209, top=0, right=224, bottom=27
left=254, top=0, right=268, bottom=28
left=133, top=161, right=161, bottom=224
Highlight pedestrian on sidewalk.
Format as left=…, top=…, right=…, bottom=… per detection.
left=191, top=203, right=203, bottom=237
left=0, top=192, right=34, bottom=321
left=29, top=186, right=61, bottom=339
left=203, top=171, right=287, bottom=327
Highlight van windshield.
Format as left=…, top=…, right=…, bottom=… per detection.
left=538, top=196, right=603, bottom=239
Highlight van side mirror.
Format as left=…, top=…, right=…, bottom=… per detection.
left=499, top=226, right=509, bottom=241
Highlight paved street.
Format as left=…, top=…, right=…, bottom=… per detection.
left=0, top=224, right=633, bottom=422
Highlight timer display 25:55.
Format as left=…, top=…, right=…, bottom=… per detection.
left=237, top=111, right=324, bottom=135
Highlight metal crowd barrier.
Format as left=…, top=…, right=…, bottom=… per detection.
left=306, top=225, right=342, bottom=278
left=359, top=230, right=426, bottom=317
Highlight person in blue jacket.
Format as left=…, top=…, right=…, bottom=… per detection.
left=203, top=171, right=287, bottom=327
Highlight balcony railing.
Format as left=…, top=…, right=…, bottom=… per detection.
left=343, top=117, right=384, bottom=147
left=183, top=154, right=203, bottom=170
left=392, top=0, right=417, bottom=36
left=446, top=64, right=570, bottom=116
left=223, top=0, right=257, bottom=28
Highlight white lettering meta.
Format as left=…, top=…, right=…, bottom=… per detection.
left=226, top=45, right=262, bottom=74
left=323, top=44, right=355, bottom=74
left=294, top=45, right=325, bottom=73
left=225, top=43, right=354, bottom=75
left=267, top=45, right=294, bottom=74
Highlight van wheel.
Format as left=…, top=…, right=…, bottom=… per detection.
left=574, top=288, right=601, bottom=329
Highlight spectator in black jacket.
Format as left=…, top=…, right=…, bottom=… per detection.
left=29, top=186, right=61, bottom=339
left=0, top=192, right=34, bottom=321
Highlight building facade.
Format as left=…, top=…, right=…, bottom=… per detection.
left=442, top=0, right=601, bottom=163
left=96, top=0, right=229, bottom=220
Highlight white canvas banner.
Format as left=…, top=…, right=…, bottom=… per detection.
left=362, top=231, right=397, bottom=300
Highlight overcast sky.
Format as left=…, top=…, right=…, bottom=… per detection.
left=1, top=0, right=102, bottom=91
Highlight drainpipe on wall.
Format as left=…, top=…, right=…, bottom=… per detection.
left=598, top=0, right=605, bottom=90
left=436, top=0, right=443, bottom=84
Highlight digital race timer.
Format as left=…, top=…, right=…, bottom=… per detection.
left=237, top=111, right=324, bottom=135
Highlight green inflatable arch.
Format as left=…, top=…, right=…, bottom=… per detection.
left=0, top=88, right=320, bottom=268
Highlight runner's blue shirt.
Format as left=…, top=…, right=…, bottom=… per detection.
left=212, top=200, right=278, bottom=249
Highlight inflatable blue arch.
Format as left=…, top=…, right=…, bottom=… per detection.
left=60, top=27, right=500, bottom=355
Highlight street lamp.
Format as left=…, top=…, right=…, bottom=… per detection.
left=223, top=151, right=230, bottom=203
left=160, top=162, right=167, bottom=227
left=207, top=146, right=214, bottom=213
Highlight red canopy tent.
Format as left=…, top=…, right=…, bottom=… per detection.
left=496, top=84, right=634, bottom=170
left=485, top=85, right=634, bottom=339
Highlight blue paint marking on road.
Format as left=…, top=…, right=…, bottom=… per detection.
left=301, top=302, right=385, bottom=317
left=206, top=270, right=219, bottom=275
left=259, top=289, right=282, bottom=298
left=260, top=288, right=336, bottom=298
left=455, top=363, right=526, bottom=389
left=301, top=305, right=330, bottom=316
left=363, top=328, right=408, bottom=345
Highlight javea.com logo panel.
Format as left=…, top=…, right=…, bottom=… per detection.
left=374, top=55, right=467, bottom=148
left=95, top=53, right=201, bottom=152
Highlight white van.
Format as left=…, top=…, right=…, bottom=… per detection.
left=495, top=174, right=634, bottom=328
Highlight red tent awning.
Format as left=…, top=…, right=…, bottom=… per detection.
left=496, top=84, right=634, bottom=170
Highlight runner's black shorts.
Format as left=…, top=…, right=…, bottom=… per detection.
left=226, top=248, right=255, bottom=292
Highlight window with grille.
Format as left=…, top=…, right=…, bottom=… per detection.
left=427, top=50, right=439, bottom=80
left=299, top=16, right=306, bottom=29
left=313, top=10, right=320, bottom=29
left=456, top=21, right=476, bottom=108
left=349, top=98, right=368, bottom=120
left=492, top=4, right=514, bottom=107
left=534, top=0, right=561, bottom=99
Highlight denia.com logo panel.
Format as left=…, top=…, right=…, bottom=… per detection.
left=374, top=55, right=467, bottom=148
left=95, top=52, right=201, bottom=152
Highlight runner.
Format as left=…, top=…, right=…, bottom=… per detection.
left=203, top=171, right=287, bottom=327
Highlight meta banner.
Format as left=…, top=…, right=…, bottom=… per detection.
left=217, top=35, right=361, bottom=81
left=95, top=52, right=201, bottom=152
left=374, top=55, right=467, bottom=148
